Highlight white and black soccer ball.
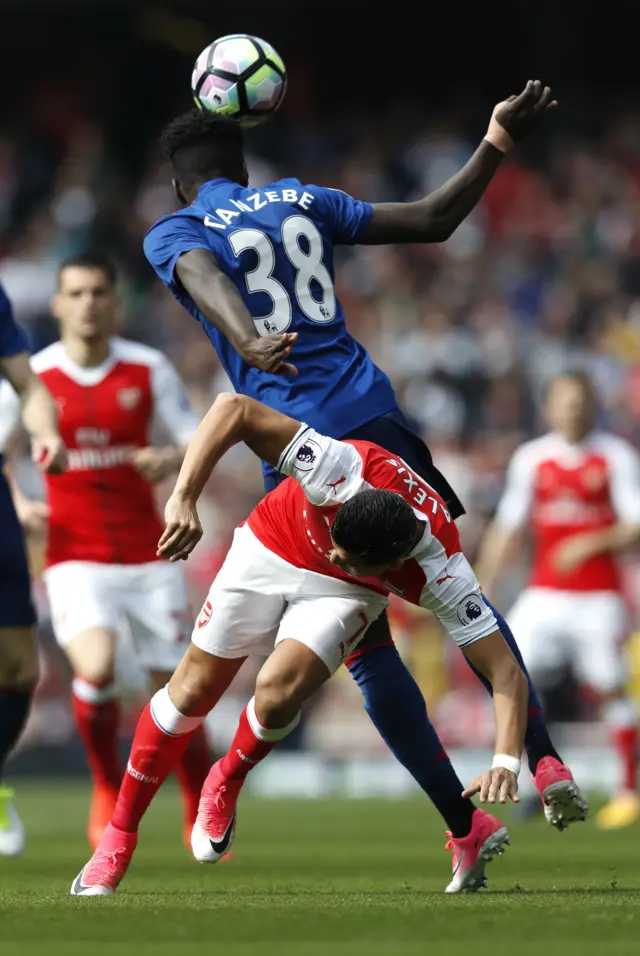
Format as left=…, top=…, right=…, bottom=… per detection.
left=192, top=34, right=287, bottom=128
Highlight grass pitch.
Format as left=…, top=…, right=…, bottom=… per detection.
left=0, top=782, right=639, bottom=955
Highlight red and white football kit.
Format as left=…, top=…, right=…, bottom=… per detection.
left=3, top=337, right=200, bottom=670
left=495, top=431, right=640, bottom=693
left=193, top=426, right=498, bottom=673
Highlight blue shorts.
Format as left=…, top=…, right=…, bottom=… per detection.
left=0, top=469, right=36, bottom=627
left=263, top=408, right=465, bottom=519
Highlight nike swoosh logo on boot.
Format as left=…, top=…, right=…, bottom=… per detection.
left=209, top=813, right=235, bottom=855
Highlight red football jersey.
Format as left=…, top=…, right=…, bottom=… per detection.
left=30, top=338, right=199, bottom=567
left=247, top=426, right=493, bottom=648
left=496, top=431, right=640, bottom=592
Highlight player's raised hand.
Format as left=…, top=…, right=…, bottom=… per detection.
left=32, top=435, right=67, bottom=474
left=462, top=767, right=520, bottom=805
left=158, top=492, right=203, bottom=562
left=241, top=332, right=298, bottom=376
left=486, top=80, right=557, bottom=153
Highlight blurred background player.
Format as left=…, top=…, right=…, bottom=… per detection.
left=0, top=282, right=66, bottom=856
left=0, top=252, right=208, bottom=850
left=143, top=82, right=585, bottom=833
left=477, top=370, right=640, bottom=829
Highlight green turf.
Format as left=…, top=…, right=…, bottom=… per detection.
left=0, top=783, right=639, bottom=955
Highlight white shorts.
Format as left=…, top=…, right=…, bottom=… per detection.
left=44, top=560, right=191, bottom=671
left=508, top=587, right=629, bottom=694
left=192, top=525, right=389, bottom=674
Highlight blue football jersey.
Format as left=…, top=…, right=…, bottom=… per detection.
left=0, top=282, right=27, bottom=469
left=0, top=283, right=27, bottom=360
left=144, top=177, right=399, bottom=474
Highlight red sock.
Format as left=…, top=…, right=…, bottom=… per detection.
left=175, top=725, right=212, bottom=826
left=111, top=702, right=193, bottom=833
left=219, top=699, right=299, bottom=781
left=71, top=677, right=121, bottom=791
left=611, top=725, right=639, bottom=792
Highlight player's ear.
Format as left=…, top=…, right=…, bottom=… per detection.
left=173, top=178, right=187, bottom=206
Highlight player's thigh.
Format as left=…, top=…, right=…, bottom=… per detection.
left=506, top=588, right=568, bottom=680
left=122, top=561, right=192, bottom=673
left=0, top=626, right=38, bottom=687
left=44, top=561, right=120, bottom=666
left=190, top=525, right=291, bottom=662
left=570, top=593, right=629, bottom=694
left=276, top=583, right=388, bottom=677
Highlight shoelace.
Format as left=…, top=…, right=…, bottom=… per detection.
left=89, top=846, right=129, bottom=884
left=200, top=785, right=233, bottom=833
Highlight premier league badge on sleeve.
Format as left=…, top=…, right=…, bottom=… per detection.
left=295, top=439, right=321, bottom=472
left=456, top=593, right=484, bottom=626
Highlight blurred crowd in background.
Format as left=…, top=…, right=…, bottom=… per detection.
left=6, top=70, right=640, bottom=767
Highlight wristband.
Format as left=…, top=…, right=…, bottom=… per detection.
left=492, top=753, right=521, bottom=775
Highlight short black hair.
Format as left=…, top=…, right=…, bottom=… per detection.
left=161, top=109, right=246, bottom=187
left=331, top=490, right=418, bottom=567
left=58, top=251, right=118, bottom=287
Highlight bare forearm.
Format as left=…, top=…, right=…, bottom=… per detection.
left=172, top=395, right=246, bottom=501
left=365, top=141, right=504, bottom=244
left=492, top=663, right=528, bottom=757
left=176, top=251, right=258, bottom=352
left=475, top=523, right=520, bottom=593
left=20, top=378, right=60, bottom=440
left=573, top=523, right=640, bottom=557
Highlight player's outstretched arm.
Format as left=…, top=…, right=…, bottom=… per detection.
left=461, top=630, right=528, bottom=804
left=175, top=249, right=298, bottom=375
left=0, top=351, right=66, bottom=474
left=361, top=80, right=557, bottom=245
left=158, top=394, right=300, bottom=561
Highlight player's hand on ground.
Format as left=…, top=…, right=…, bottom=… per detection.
left=241, top=332, right=298, bottom=376
left=158, top=493, right=203, bottom=561
left=32, top=436, right=67, bottom=474
left=15, top=497, right=49, bottom=536
left=487, top=80, right=557, bottom=152
left=551, top=534, right=595, bottom=574
left=131, top=446, right=180, bottom=483
left=462, top=768, right=519, bottom=804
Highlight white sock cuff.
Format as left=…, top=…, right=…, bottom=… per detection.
left=604, top=697, right=638, bottom=730
left=72, top=676, right=117, bottom=704
left=150, top=685, right=205, bottom=736
left=246, top=696, right=300, bottom=742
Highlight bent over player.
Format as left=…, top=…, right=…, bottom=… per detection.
left=478, top=370, right=640, bottom=829
left=0, top=283, right=66, bottom=856
left=73, top=393, right=533, bottom=896
left=0, top=253, right=209, bottom=850
left=141, top=80, right=584, bottom=828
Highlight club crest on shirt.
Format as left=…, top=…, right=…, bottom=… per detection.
left=294, top=438, right=321, bottom=473
left=197, top=599, right=212, bottom=629
left=456, top=593, right=484, bottom=626
left=117, top=387, right=142, bottom=410
left=582, top=464, right=606, bottom=492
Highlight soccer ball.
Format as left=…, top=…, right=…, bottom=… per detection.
left=191, top=34, right=287, bottom=128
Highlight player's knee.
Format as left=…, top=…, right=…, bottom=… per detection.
left=0, top=628, right=39, bottom=690
left=254, top=670, right=301, bottom=728
left=73, top=659, right=115, bottom=686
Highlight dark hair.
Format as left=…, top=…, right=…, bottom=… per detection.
left=58, top=251, right=118, bottom=287
left=331, top=490, right=418, bottom=567
left=546, top=369, right=597, bottom=402
left=161, top=109, right=246, bottom=186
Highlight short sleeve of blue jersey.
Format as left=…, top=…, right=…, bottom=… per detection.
left=0, top=284, right=28, bottom=358
left=310, top=186, right=373, bottom=245
left=143, top=215, right=213, bottom=293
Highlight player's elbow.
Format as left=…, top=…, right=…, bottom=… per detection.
left=495, top=651, right=527, bottom=700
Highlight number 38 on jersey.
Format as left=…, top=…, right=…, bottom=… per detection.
left=229, top=215, right=336, bottom=335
